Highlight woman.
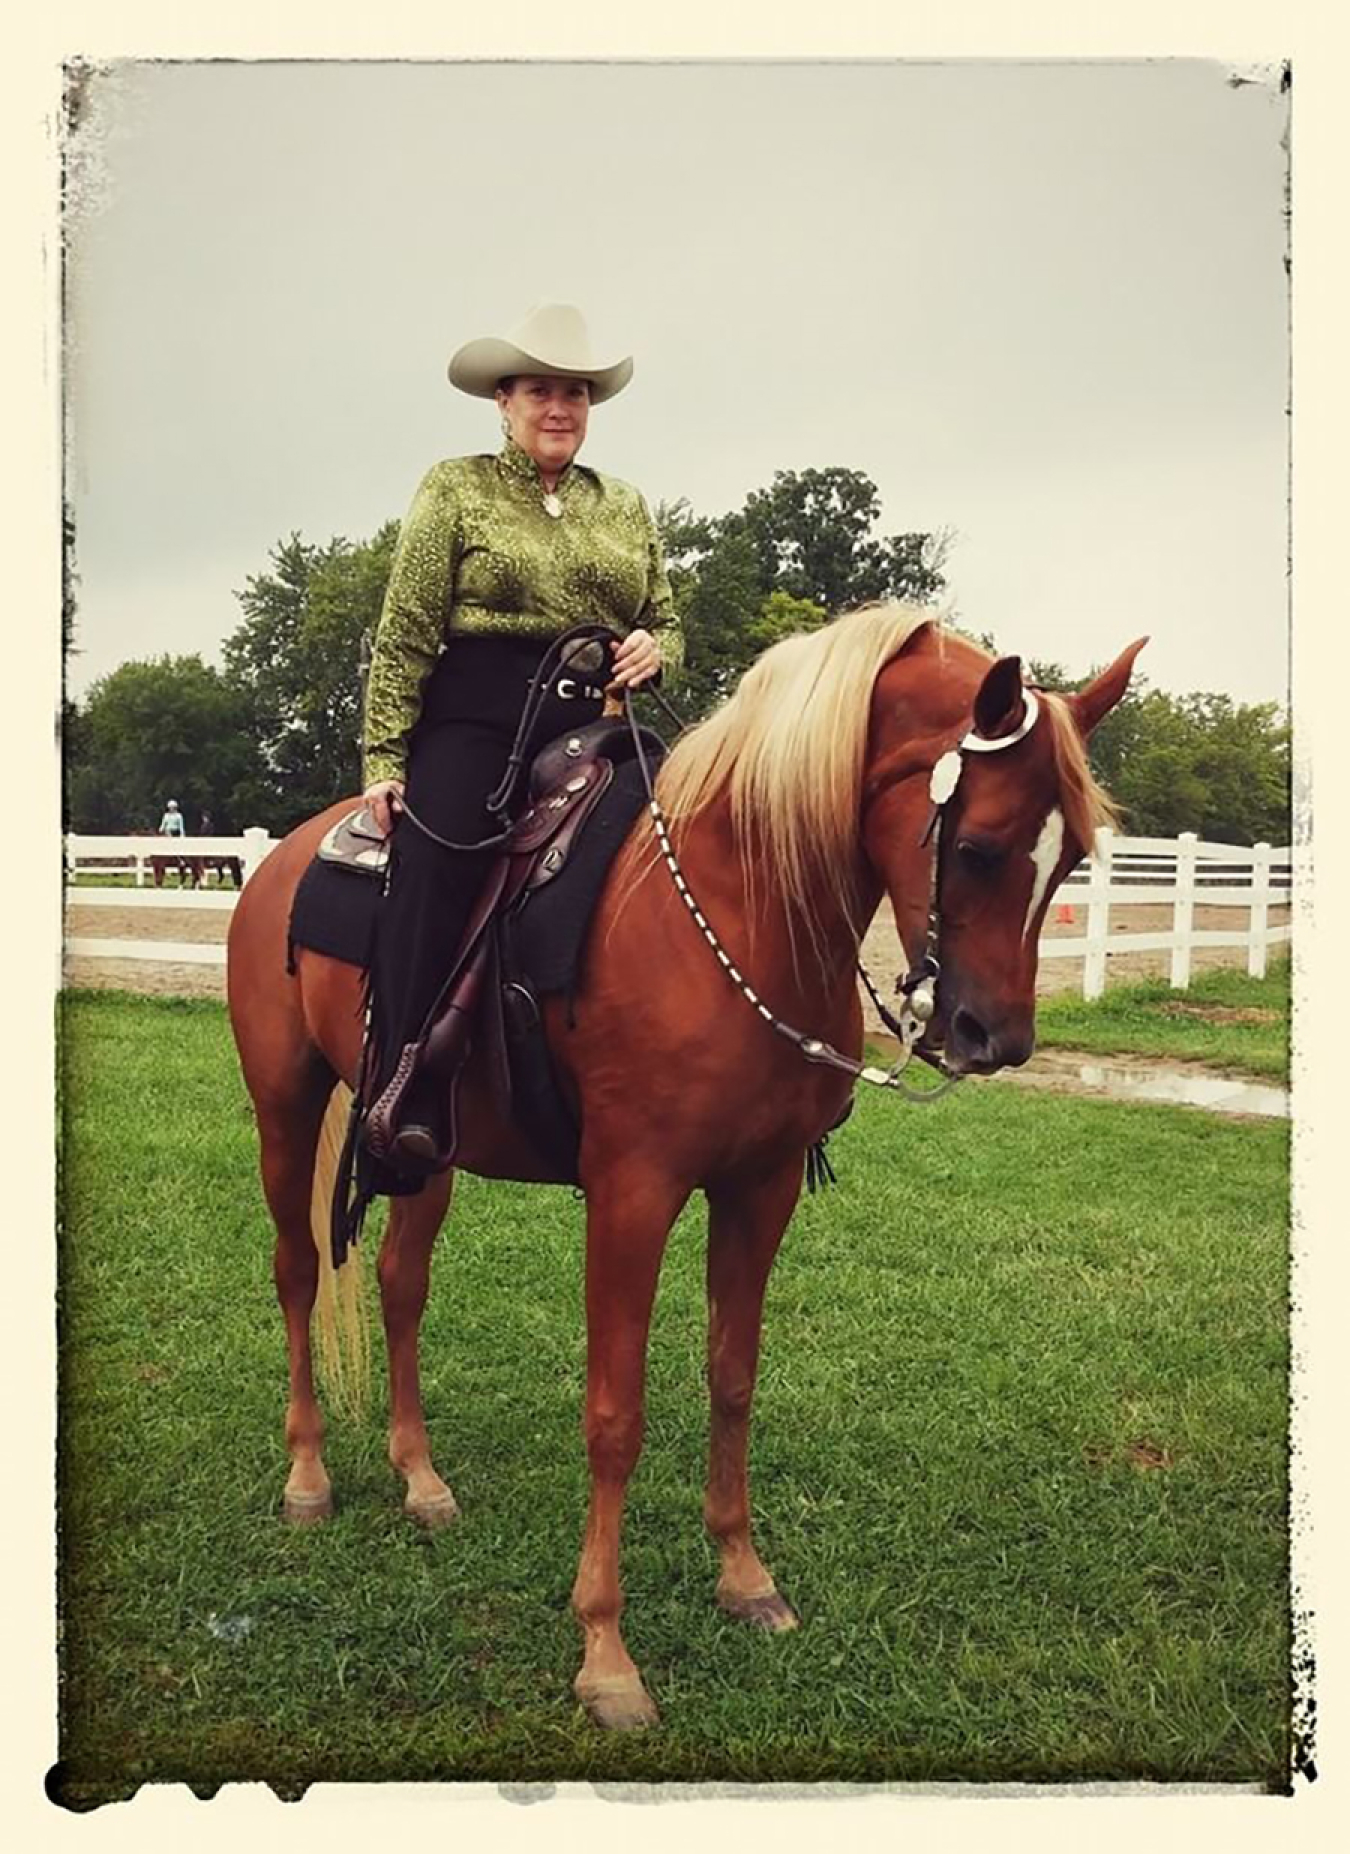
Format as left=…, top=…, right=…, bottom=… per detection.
left=358, top=303, right=681, bottom=1176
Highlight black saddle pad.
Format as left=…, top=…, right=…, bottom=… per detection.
left=504, top=758, right=652, bottom=995
left=289, top=858, right=382, bottom=971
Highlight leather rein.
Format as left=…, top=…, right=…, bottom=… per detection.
left=392, top=625, right=625, bottom=854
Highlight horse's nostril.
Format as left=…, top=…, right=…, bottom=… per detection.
left=952, top=1007, right=991, bottom=1054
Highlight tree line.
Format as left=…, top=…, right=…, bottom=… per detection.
left=64, top=465, right=1290, bottom=847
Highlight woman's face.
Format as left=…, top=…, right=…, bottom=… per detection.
left=497, top=375, right=591, bottom=476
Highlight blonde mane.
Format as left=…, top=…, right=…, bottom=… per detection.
left=655, top=601, right=935, bottom=953
left=646, top=605, right=1123, bottom=959
left=1039, top=692, right=1121, bottom=850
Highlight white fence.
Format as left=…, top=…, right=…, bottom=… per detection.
left=1045, top=829, right=1292, bottom=997
left=63, top=830, right=277, bottom=966
left=65, top=826, right=1293, bottom=997
left=64, top=830, right=275, bottom=890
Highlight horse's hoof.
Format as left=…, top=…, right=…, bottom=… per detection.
left=282, top=1487, right=333, bottom=1525
left=717, top=1587, right=799, bottom=1632
left=575, top=1672, right=660, bottom=1731
left=405, top=1489, right=460, bottom=1530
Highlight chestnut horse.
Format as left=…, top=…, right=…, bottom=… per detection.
left=227, top=604, right=1144, bottom=1730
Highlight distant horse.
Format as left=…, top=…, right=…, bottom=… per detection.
left=227, top=604, right=1143, bottom=1730
left=148, top=848, right=196, bottom=888
left=195, top=854, right=244, bottom=889
left=148, top=851, right=244, bottom=889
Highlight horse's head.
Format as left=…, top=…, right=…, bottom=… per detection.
left=862, top=630, right=1147, bottom=1076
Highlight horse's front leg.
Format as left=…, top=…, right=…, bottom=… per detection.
left=571, top=1166, right=687, bottom=1730
left=704, top=1160, right=803, bottom=1630
left=377, top=1170, right=459, bottom=1527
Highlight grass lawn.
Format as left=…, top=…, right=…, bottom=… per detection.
left=57, top=990, right=1290, bottom=1800
left=67, top=873, right=201, bottom=890
left=1034, top=959, right=1291, bottom=1080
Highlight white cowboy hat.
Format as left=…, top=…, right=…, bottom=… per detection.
left=447, top=302, right=633, bottom=404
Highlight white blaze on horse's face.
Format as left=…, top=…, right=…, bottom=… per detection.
left=1022, top=807, right=1064, bottom=942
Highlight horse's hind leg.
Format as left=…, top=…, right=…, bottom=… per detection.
left=256, top=1070, right=338, bottom=1522
left=704, top=1162, right=802, bottom=1631
left=377, top=1172, right=459, bottom=1527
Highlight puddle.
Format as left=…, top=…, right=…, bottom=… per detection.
left=865, top=1034, right=1288, bottom=1119
left=1050, top=1060, right=1288, bottom=1119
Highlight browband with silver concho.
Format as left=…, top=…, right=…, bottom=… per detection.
left=895, top=686, right=1044, bottom=1056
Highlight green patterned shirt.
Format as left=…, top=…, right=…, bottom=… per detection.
left=362, top=439, right=682, bottom=786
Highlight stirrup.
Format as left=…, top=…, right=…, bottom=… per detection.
left=389, top=1121, right=454, bottom=1173
left=360, top=1043, right=421, bottom=1162
left=362, top=1031, right=470, bottom=1174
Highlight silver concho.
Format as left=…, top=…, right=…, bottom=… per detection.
left=929, top=750, right=963, bottom=807
left=907, top=981, right=936, bottom=1023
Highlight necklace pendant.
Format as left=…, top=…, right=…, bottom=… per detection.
left=543, top=492, right=563, bottom=519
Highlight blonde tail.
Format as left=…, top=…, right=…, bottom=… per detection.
left=309, top=1081, right=373, bottom=1423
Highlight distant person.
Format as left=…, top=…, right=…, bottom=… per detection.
left=158, top=799, right=186, bottom=838
left=199, top=810, right=214, bottom=836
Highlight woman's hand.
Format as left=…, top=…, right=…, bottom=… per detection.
left=610, top=628, right=662, bottom=688
left=362, top=779, right=405, bottom=838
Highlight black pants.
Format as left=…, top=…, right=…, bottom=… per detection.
left=367, top=634, right=604, bottom=1103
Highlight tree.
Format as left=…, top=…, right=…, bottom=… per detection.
left=660, top=467, right=946, bottom=719
left=63, top=503, right=85, bottom=831
left=223, top=524, right=399, bottom=830
left=652, top=496, right=719, bottom=584
left=66, top=656, right=261, bottom=833
left=978, top=643, right=1291, bottom=845
left=673, top=529, right=768, bottom=715
left=747, top=589, right=830, bottom=654
left=1079, top=683, right=1288, bottom=844
left=1178, top=693, right=1291, bottom=845
left=740, top=467, right=946, bottom=612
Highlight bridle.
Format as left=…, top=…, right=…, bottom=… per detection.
left=872, top=686, right=1044, bottom=1081
left=620, top=665, right=1043, bottom=1105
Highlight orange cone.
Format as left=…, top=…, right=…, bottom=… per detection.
left=1055, top=900, right=1075, bottom=924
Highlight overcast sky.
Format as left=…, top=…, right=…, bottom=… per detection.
left=64, top=58, right=1290, bottom=707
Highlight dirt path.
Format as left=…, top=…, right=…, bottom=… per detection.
left=65, top=903, right=232, bottom=1000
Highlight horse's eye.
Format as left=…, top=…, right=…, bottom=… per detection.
left=955, top=837, right=1002, bottom=873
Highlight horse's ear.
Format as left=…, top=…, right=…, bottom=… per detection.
left=971, top=655, right=1027, bottom=740
left=1067, top=637, right=1149, bottom=737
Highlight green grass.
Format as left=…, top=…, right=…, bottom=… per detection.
left=1035, top=959, right=1291, bottom=1080
left=67, top=873, right=196, bottom=890
left=58, top=990, right=1290, bottom=1800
